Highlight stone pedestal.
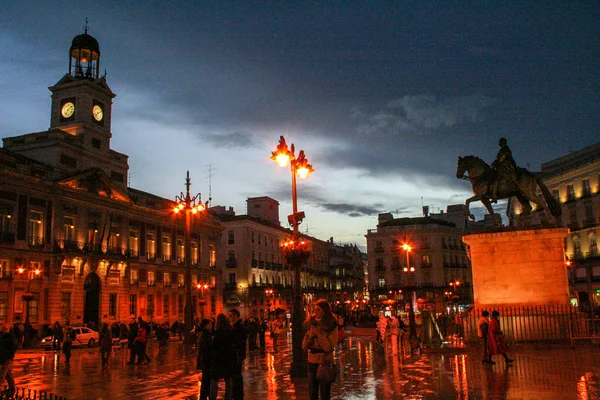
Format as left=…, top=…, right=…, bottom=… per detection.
left=463, top=228, right=570, bottom=308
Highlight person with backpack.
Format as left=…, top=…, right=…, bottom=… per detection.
left=0, top=323, right=17, bottom=398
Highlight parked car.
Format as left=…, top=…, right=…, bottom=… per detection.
left=40, top=327, right=99, bottom=349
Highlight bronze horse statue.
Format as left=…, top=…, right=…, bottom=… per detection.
left=456, top=155, right=561, bottom=221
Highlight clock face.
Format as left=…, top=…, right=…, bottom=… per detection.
left=61, top=102, right=75, bottom=119
left=92, top=105, right=104, bottom=122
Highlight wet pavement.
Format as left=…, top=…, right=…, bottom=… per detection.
left=6, top=329, right=600, bottom=399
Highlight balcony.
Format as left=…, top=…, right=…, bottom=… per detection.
left=375, top=265, right=386, bottom=272
left=0, top=272, right=12, bottom=281
left=106, top=246, right=124, bottom=256
left=162, top=255, right=172, bottom=263
left=225, top=259, right=237, bottom=268
left=130, top=279, right=139, bottom=287
left=148, top=280, right=156, bottom=287
left=124, top=249, right=139, bottom=259
left=28, top=236, right=44, bottom=248
left=0, top=232, right=14, bottom=244
left=54, top=239, right=84, bottom=252
left=163, top=281, right=171, bottom=287
left=146, top=252, right=156, bottom=261
left=251, top=260, right=258, bottom=268
left=373, top=247, right=384, bottom=253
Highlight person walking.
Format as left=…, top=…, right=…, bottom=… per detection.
left=386, top=316, right=400, bottom=355
left=209, top=313, right=235, bottom=400
left=302, top=299, right=339, bottom=400
left=258, top=318, right=268, bottom=354
left=196, top=318, right=214, bottom=400
left=134, top=317, right=151, bottom=364
left=62, top=324, right=76, bottom=362
left=270, top=312, right=286, bottom=351
left=99, top=323, right=112, bottom=368
left=52, top=321, right=63, bottom=351
left=488, top=310, right=514, bottom=364
left=126, top=318, right=138, bottom=364
left=0, top=323, right=17, bottom=398
left=229, top=308, right=247, bottom=400
left=478, top=311, right=493, bottom=364
left=245, top=317, right=259, bottom=351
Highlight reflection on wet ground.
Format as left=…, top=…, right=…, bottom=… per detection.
left=8, top=334, right=600, bottom=399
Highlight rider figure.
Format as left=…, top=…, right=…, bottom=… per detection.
left=490, top=137, right=517, bottom=203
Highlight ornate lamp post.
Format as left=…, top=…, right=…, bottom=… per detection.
left=270, top=135, right=314, bottom=377
left=401, top=243, right=418, bottom=348
left=265, top=288, right=274, bottom=318
left=173, top=171, right=205, bottom=345
left=16, top=264, right=41, bottom=348
left=197, top=283, right=209, bottom=319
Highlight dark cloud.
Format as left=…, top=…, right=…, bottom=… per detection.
left=201, top=131, right=260, bottom=149
left=319, top=203, right=384, bottom=218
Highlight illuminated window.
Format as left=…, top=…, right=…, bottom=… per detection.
left=191, top=241, right=198, bottom=264
left=28, top=211, right=43, bottom=246
left=146, top=233, right=156, bottom=259
left=162, top=236, right=171, bottom=261
left=209, top=244, right=216, bottom=267
left=109, top=227, right=120, bottom=249
left=130, top=269, right=138, bottom=284
left=177, top=239, right=185, bottom=262
left=0, top=206, right=12, bottom=234
left=582, top=179, right=591, bottom=197
left=148, top=271, right=155, bottom=286
left=163, top=272, right=170, bottom=286
left=567, top=185, right=575, bottom=201
left=378, top=277, right=386, bottom=287
left=28, top=294, right=39, bottom=322
left=128, top=230, right=138, bottom=257
left=178, top=274, right=185, bottom=287
left=63, top=216, right=75, bottom=241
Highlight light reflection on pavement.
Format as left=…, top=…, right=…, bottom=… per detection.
left=8, top=333, right=600, bottom=399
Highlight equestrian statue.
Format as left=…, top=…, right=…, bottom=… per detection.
left=456, top=137, right=561, bottom=222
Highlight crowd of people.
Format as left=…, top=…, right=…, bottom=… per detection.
left=0, top=299, right=350, bottom=400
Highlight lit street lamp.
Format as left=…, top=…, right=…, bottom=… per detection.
left=270, top=135, right=314, bottom=377
left=402, top=243, right=418, bottom=348
left=265, top=288, right=274, bottom=317
left=16, top=264, right=42, bottom=348
left=173, top=171, right=205, bottom=345
left=197, top=283, right=209, bottom=318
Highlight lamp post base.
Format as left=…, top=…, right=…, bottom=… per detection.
left=290, top=299, right=307, bottom=378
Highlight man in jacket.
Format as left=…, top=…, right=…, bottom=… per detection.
left=478, top=311, right=493, bottom=364
left=228, top=309, right=247, bottom=400
left=0, top=323, right=17, bottom=397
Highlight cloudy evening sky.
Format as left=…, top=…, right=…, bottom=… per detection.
left=1, top=2, right=599, bottom=248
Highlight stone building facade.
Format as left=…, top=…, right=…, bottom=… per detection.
left=0, top=30, right=224, bottom=331
left=507, top=141, right=600, bottom=312
left=365, top=206, right=473, bottom=313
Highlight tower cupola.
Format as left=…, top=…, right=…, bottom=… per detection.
left=69, top=21, right=100, bottom=80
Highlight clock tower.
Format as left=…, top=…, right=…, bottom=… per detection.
left=3, top=26, right=129, bottom=187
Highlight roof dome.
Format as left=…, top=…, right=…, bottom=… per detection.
left=70, top=33, right=100, bottom=59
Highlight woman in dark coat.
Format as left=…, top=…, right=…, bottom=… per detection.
left=487, top=310, right=514, bottom=364
left=99, top=323, right=112, bottom=367
left=209, top=313, right=235, bottom=400
left=196, top=318, right=214, bottom=400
